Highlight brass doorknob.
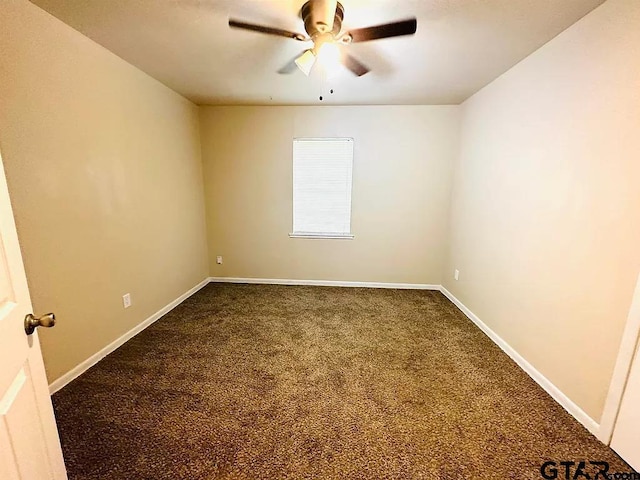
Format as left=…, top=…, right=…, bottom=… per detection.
left=24, top=313, right=56, bottom=336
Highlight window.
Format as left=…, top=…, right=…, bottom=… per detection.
left=290, top=138, right=354, bottom=239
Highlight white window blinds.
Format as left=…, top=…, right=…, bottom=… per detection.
left=292, top=138, right=354, bottom=238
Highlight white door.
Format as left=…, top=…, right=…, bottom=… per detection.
left=0, top=152, right=67, bottom=479
left=611, top=341, right=640, bottom=471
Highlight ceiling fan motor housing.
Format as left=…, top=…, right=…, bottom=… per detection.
left=301, top=0, right=344, bottom=38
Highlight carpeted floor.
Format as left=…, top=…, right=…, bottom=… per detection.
left=52, top=284, right=631, bottom=479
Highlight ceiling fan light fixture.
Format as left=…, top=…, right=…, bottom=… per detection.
left=295, top=49, right=316, bottom=76
left=316, top=42, right=342, bottom=77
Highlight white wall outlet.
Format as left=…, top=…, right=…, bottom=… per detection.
left=123, top=293, right=132, bottom=308
left=216, top=255, right=223, bottom=265
left=454, top=269, right=460, bottom=281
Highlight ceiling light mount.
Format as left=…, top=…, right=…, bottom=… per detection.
left=300, top=0, right=344, bottom=39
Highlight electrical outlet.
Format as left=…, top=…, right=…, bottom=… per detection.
left=123, top=293, right=132, bottom=308
left=454, top=269, right=460, bottom=281
left=216, top=255, right=223, bottom=265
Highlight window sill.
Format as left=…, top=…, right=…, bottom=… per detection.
left=289, top=233, right=354, bottom=240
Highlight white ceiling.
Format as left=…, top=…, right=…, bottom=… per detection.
left=30, top=0, right=604, bottom=105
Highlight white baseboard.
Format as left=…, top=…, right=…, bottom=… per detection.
left=440, top=286, right=600, bottom=436
left=48, top=278, right=210, bottom=395
left=48, top=275, right=601, bottom=440
left=208, top=277, right=441, bottom=290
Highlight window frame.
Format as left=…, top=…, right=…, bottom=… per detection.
left=289, top=137, right=355, bottom=240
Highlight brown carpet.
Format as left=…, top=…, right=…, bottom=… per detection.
left=52, top=284, right=631, bottom=479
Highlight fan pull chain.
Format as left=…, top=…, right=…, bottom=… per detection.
left=318, top=70, right=335, bottom=101
left=318, top=88, right=335, bottom=101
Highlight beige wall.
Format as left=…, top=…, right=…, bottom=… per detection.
left=3, top=0, right=635, bottom=429
left=444, top=0, right=640, bottom=422
left=0, top=0, right=209, bottom=383
left=200, top=106, right=460, bottom=284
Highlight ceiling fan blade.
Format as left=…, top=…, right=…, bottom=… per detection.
left=278, top=50, right=309, bottom=74
left=228, top=19, right=308, bottom=41
left=294, top=50, right=316, bottom=76
left=277, top=50, right=317, bottom=76
left=341, top=53, right=370, bottom=77
left=278, top=58, right=299, bottom=75
left=345, top=18, right=417, bottom=43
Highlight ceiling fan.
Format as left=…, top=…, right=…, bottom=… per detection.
left=228, top=0, right=417, bottom=77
